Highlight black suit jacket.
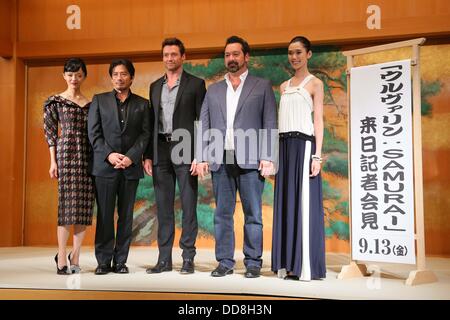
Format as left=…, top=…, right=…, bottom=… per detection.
left=88, top=91, right=151, bottom=179
left=145, top=70, right=206, bottom=165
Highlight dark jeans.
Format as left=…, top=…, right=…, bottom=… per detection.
left=211, top=152, right=265, bottom=269
left=94, top=173, right=139, bottom=266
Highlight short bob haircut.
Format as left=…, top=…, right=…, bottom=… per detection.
left=63, top=57, right=87, bottom=76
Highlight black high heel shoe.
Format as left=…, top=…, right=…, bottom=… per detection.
left=54, top=253, right=69, bottom=275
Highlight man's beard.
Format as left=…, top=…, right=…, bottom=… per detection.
left=226, top=61, right=241, bottom=73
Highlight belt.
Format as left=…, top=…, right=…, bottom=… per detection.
left=158, top=133, right=172, bottom=142
left=279, top=131, right=315, bottom=142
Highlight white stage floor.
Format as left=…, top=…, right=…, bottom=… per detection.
left=0, top=247, right=449, bottom=300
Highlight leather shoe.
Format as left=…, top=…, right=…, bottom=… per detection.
left=245, top=266, right=261, bottom=278
left=95, top=264, right=112, bottom=275
left=180, top=259, right=195, bottom=274
left=113, top=263, right=129, bottom=274
left=146, top=261, right=172, bottom=274
left=211, top=264, right=233, bottom=277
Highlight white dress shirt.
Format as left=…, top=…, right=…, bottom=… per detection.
left=224, top=70, right=249, bottom=150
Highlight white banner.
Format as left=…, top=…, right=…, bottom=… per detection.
left=350, top=59, right=416, bottom=264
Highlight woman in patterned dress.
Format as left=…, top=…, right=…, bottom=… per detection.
left=271, top=36, right=326, bottom=281
left=43, top=58, right=95, bottom=274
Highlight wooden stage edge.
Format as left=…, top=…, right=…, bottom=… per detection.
left=0, top=288, right=304, bottom=300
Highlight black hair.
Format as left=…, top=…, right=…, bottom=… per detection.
left=224, top=35, right=250, bottom=55
left=109, top=58, right=135, bottom=78
left=63, top=57, right=87, bottom=76
left=289, top=36, right=311, bottom=52
left=162, top=37, right=186, bottom=56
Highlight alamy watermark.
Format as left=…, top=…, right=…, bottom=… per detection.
left=168, top=121, right=279, bottom=171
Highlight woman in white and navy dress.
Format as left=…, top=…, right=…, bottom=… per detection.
left=271, top=36, right=326, bottom=281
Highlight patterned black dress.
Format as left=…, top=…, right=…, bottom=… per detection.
left=43, top=95, right=95, bottom=226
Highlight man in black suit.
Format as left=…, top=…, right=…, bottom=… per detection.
left=88, top=59, right=150, bottom=275
left=143, top=38, right=206, bottom=274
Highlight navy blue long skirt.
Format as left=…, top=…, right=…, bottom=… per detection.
left=271, top=132, right=326, bottom=280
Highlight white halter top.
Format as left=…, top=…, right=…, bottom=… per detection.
left=278, top=74, right=315, bottom=135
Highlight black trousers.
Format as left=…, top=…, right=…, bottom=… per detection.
left=94, top=173, right=139, bottom=266
left=153, top=138, right=198, bottom=263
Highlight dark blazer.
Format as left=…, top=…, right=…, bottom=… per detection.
left=145, top=70, right=206, bottom=165
left=88, top=91, right=151, bottom=179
